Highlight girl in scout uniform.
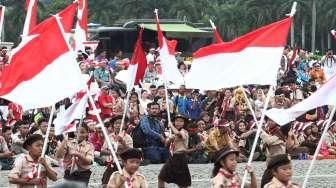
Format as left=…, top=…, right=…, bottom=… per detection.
left=158, top=114, right=191, bottom=188
left=261, top=154, right=299, bottom=188
left=107, top=148, right=147, bottom=188
left=55, top=124, right=94, bottom=186
left=211, top=146, right=257, bottom=188
left=8, top=134, right=57, bottom=188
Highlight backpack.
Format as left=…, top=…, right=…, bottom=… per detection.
left=131, top=125, right=145, bottom=148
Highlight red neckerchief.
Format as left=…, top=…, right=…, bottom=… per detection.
left=126, top=176, right=135, bottom=188
left=218, top=168, right=239, bottom=188
left=24, top=155, right=39, bottom=181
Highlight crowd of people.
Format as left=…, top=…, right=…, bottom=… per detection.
left=0, top=44, right=335, bottom=187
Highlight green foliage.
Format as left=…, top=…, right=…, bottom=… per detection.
left=3, top=0, right=336, bottom=52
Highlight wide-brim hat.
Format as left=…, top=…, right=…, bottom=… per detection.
left=214, top=146, right=239, bottom=164
left=23, top=134, right=43, bottom=150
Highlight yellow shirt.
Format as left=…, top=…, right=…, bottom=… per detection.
left=205, top=128, right=232, bottom=153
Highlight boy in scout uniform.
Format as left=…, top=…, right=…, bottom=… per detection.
left=8, top=134, right=58, bottom=188
left=107, top=148, right=147, bottom=188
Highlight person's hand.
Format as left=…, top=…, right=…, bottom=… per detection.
left=245, top=165, right=254, bottom=174
left=160, top=135, right=166, bottom=144
left=71, top=151, right=82, bottom=158
left=38, top=157, right=47, bottom=167
left=288, top=128, right=294, bottom=138
left=29, top=178, right=45, bottom=185
left=2, top=151, right=14, bottom=158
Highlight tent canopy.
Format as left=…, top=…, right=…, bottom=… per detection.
left=142, top=23, right=211, bottom=38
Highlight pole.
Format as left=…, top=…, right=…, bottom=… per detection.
left=240, top=86, right=259, bottom=125
left=87, top=89, right=128, bottom=188
left=240, top=85, right=273, bottom=188
left=36, top=105, right=56, bottom=181
left=119, top=91, right=131, bottom=134
left=302, top=106, right=336, bottom=187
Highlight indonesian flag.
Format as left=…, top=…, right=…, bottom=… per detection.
left=0, top=3, right=85, bottom=110
left=54, top=94, right=88, bottom=135
left=54, top=75, right=94, bottom=135
left=209, top=19, right=223, bottom=43
left=74, top=0, right=88, bottom=51
left=331, top=30, right=336, bottom=41
left=155, top=10, right=184, bottom=85
left=265, top=75, right=336, bottom=125
left=116, top=28, right=147, bottom=91
left=185, top=17, right=291, bottom=90
left=23, top=0, right=38, bottom=36
left=0, top=6, right=5, bottom=40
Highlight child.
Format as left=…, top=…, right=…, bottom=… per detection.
left=158, top=114, right=191, bottom=188
left=101, top=116, right=133, bottom=187
left=261, top=154, right=299, bottom=188
left=211, top=146, right=257, bottom=188
left=55, top=124, right=94, bottom=186
left=8, top=134, right=58, bottom=187
left=107, top=148, right=147, bottom=188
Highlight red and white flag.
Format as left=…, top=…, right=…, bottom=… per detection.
left=185, top=17, right=291, bottom=90
left=0, top=3, right=85, bottom=110
left=0, top=6, right=5, bottom=40
left=116, top=28, right=147, bottom=91
left=23, top=0, right=38, bottom=36
left=209, top=19, right=223, bottom=43
left=54, top=75, right=94, bottom=135
left=266, top=75, right=336, bottom=125
left=74, top=0, right=88, bottom=51
left=155, top=10, right=184, bottom=86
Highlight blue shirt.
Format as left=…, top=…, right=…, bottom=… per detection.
left=174, top=95, right=188, bottom=116
left=139, top=115, right=163, bottom=147
left=187, top=99, right=201, bottom=120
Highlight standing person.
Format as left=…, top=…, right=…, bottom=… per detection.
left=94, top=61, right=111, bottom=87
left=158, top=114, right=191, bottom=188
left=261, top=154, right=299, bottom=188
left=107, top=148, right=148, bottom=188
left=101, top=116, right=133, bottom=187
left=98, top=85, right=114, bottom=119
left=211, top=146, right=257, bottom=188
left=55, top=124, right=94, bottom=187
left=139, top=102, right=168, bottom=164
left=321, top=49, right=336, bottom=80
left=8, top=134, right=57, bottom=187
left=173, top=85, right=189, bottom=116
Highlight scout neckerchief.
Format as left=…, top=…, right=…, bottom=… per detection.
left=218, top=168, right=239, bottom=188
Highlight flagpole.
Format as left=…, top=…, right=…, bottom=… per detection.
left=87, top=88, right=129, bottom=188
left=119, top=91, right=131, bottom=134
left=240, top=85, right=273, bottom=188
left=302, top=106, right=336, bottom=187
left=36, top=105, right=56, bottom=183
left=22, top=0, right=35, bottom=37
left=240, top=86, right=259, bottom=127
left=0, top=6, right=5, bottom=42
left=154, top=9, right=172, bottom=131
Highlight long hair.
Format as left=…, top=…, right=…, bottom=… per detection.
left=260, top=168, right=273, bottom=188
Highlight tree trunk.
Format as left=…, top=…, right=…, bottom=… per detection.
left=291, top=19, right=295, bottom=47
left=321, top=33, right=325, bottom=54
left=311, top=0, right=316, bottom=53
left=301, top=20, right=305, bottom=49
left=327, top=32, right=331, bottom=49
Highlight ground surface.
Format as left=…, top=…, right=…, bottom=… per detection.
left=1, top=160, right=336, bottom=187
